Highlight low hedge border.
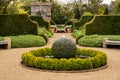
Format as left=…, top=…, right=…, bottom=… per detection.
left=21, top=48, right=107, bottom=71
left=0, top=35, right=46, bottom=48
left=21, top=62, right=108, bottom=73
left=78, top=35, right=120, bottom=47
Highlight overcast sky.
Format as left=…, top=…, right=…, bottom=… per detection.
left=57, top=0, right=113, bottom=5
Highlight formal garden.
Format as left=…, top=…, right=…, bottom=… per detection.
left=0, top=0, right=120, bottom=80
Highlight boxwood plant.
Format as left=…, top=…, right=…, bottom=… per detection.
left=21, top=47, right=107, bottom=71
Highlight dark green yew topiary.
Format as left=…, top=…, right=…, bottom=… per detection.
left=52, top=36, right=77, bottom=59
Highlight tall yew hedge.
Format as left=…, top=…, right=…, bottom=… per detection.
left=0, top=14, right=38, bottom=36
left=30, top=16, right=49, bottom=29
left=74, top=16, right=93, bottom=30
left=86, top=15, right=120, bottom=35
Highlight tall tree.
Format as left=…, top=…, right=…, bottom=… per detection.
left=111, top=0, right=120, bottom=14
left=51, top=1, right=68, bottom=24
left=0, top=0, right=12, bottom=13
left=7, top=0, right=27, bottom=14
left=89, top=0, right=103, bottom=14
left=104, top=4, right=109, bottom=15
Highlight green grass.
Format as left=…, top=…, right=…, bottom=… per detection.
left=2, top=35, right=46, bottom=48
left=78, top=35, right=120, bottom=47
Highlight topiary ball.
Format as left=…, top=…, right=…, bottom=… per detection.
left=52, top=36, right=77, bottom=59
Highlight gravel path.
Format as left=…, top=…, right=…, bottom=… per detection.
left=0, top=33, right=120, bottom=80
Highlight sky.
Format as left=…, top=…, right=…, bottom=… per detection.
left=57, top=0, right=114, bottom=5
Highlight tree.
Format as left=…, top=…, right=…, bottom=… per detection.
left=89, top=0, right=103, bottom=14
left=51, top=1, right=73, bottom=24
left=0, top=0, right=12, bottom=13
left=74, top=7, right=81, bottom=19
left=111, top=0, right=120, bottom=14
left=104, top=5, right=109, bottom=15
left=7, top=0, right=27, bottom=14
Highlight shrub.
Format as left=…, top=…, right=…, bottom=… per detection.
left=30, top=16, right=49, bottom=29
left=86, top=15, right=120, bottom=35
left=0, top=14, right=38, bottom=36
left=74, top=16, right=93, bottom=30
left=76, top=35, right=84, bottom=44
left=72, top=29, right=85, bottom=38
left=21, top=48, right=107, bottom=71
left=78, top=35, right=120, bottom=47
left=83, top=12, right=93, bottom=16
left=9, top=35, right=46, bottom=48
left=38, top=28, right=53, bottom=38
left=52, top=37, right=77, bottom=59
left=22, top=52, right=36, bottom=67
left=38, top=34, right=48, bottom=43
left=0, top=37, right=4, bottom=41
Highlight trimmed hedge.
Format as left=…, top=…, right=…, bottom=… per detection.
left=21, top=48, right=107, bottom=71
left=30, top=16, right=49, bottom=29
left=38, top=34, right=48, bottom=43
left=76, top=35, right=84, bottom=44
left=9, top=35, right=46, bottom=48
left=0, top=14, right=38, bottom=36
left=74, top=16, right=93, bottom=30
left=78, top=35, right=120, bottom=47
left=86, top=15, right=120, bottom=35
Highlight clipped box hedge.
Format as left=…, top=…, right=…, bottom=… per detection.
left=0, top=14, right=38, bottom=36
left=86, top=15, right=120, bottom=35
left=78, top=35, right=120, bottom=47
left=74, top=16, right=93, bottom=30
left=10, top=35, right=46, bottom=48
left=21, top=48, right=107, bottom=71
left=30, top=16, right=49, bottom=29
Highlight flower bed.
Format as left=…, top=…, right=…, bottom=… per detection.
left=21, top=48, right=107, bottom=71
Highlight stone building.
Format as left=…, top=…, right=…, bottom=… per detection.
left=31, top=2, right=51, bottom=20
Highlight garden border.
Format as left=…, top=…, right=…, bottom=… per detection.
left=21, top=48, right=107, bottom=71
left=20, top=62, right=108, bottom=73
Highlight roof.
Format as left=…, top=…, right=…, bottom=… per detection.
left=31, top=2, right=52, bottom=6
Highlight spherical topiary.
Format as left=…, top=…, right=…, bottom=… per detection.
left=52, top=36, right=77, bottom=59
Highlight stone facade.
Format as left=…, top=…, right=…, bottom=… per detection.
left=31, top=2, right=51, bottom=20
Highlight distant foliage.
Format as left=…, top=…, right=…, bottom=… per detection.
left=83, top=12, right=93, bottom=16
left=111, top=1, right=120, bottom=14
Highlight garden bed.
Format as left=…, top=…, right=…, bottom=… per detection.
left=21, top=47, right=107, bottom=71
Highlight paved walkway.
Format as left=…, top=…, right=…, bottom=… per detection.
left=0, top=33, right=120, bottom=80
